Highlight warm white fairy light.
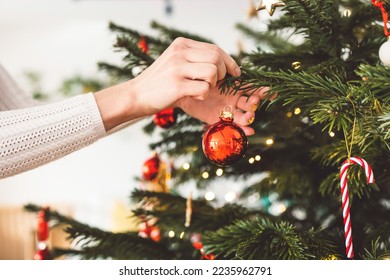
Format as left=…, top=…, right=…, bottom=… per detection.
left=168, top=231, right=175, bottom=238
left=216, top=168, right=224, bottom=176
left=202, top=171, right=209, bottom=179
left=343, top=9, right=351, bottom=17
left=278, top=203, right=287, bottom=213
left=329, top=131, right=335, bottom=137
left=294, top=107, right=301, bottom=115
left=224, top=191, right=237, bottom=202
left=205, top=191, right=215, bottom=201
left=183, top=162, right=190, bottom=170
left=248, top=157, right=255, bottom=164
left=265, top=138, right=274, bottom=146
left=269, top=202, right=287, bottom=216
left=255, top=155, right=261, bottom=161
left=287, top=112, right=293, bottom=118
left=179, top=232, right=185, bottom=239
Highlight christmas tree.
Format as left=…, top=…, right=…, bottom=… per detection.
left=25, top=0, right=389, bottom=260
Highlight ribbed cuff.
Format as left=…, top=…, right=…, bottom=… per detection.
left=83, top=92, right=108, bottom=137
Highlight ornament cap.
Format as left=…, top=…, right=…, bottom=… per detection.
left=219, top=105, right=234, bottom=121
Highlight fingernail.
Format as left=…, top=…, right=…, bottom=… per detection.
left=252, top=103, right=259, bottom=111
left=234, top=67, right=241, bottom=76
left=248, top=117, right=255, bottom=124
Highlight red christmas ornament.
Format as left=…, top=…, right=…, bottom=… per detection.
left=33, top=246, right=52, bottom=260
left=139, top=221, right=161, bottom=242
left=193, top=241, right=203, bottom=250
left=202, top=108, right=248, bottom=166
left=142, top=153, right=161, bottom=181
left=138, top=36, right=149, bottom=54
left=154, top=108, right=176, bottom=129
left=36, top=209, right=49, bottom=241
left=191, top=237, right=216, bottom=260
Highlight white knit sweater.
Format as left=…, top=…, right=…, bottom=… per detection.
left=0, top=64, right=107, bottom=179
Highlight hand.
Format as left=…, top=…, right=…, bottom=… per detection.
left=131, top=37, right=242, bottom=115
left=177, top=85, right=270, bottom=136
left=94, top=37, right=269, bottom=134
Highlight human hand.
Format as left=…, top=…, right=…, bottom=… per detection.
left=130, top=37, right=241, bottom=114
left=177, top=85, right=270, bottom=136
left=95, top=37, right=269, bottom=133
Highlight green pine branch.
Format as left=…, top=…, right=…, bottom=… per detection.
left=24, top=203, right=174, bottom=259
left=202, top=217, right=338, bottom=260
left=130, top=190, right=267, bottom=233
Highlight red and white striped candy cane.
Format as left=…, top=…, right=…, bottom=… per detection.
left=340, top=156, right=374, bottom=259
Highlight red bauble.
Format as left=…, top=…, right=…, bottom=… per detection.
left=192, top=241, right=203, bottom=250
left=33, top=247, right=52, bottom=260
left=139, top=221, right=161, bottom=242
left=202, top=253, right=216, bottom=260
left=202, top=111, right=248, bottom=166
left=142, top=154, right=161, bottom=181
left=154, top=108, right=176, bottom=129
left=138, top=36, right=148, bottom=54
left=37, top=210, right=49, bottom=241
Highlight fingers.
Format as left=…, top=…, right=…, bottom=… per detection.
left=233, top=110, right=256, bottom=127
left=184, top=48, right=226, bottom=81
left=172, top=37, right=241, bottom=78
left=181, top=79, right=210, bottom=101
left=236, top=94, right=261, bottom=112
left=181, top=62, right=219, bottom=87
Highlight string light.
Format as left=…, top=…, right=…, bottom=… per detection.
left=287, top=112, right=293, bottom=118
left=269, top=202, right=287, bottom=216
left=179, top=232, right=185, bottom=239
left=343, top=9, right=352, bottom=17
left=265, top=138, right=274, bottom=146
left=248, top=157, right=255, bottom=164
left=168, top=231, right=175, bottom=238
left=224, top=191, right=237, bottom=202
left=205, top=191, right=215, bottom=201
left=294, top=107, right=301, bottom=115
left=183, top=162, right=190, bottom=170
left=216, top=168, right=224, bottom=176
left=202, top=171, right=209, bottom=179
left=329, top=131, right=335, bottom=137
left=255, top=155, right=261, bottom=161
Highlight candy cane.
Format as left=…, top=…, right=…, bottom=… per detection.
left=340, top=156, right=375, bottom=259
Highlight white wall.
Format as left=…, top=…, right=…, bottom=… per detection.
left=0, top=0, right=260, bottom=230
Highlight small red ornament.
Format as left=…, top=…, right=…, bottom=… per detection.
left=138, top=36, right=149, bottom=54
left=202, top=108, right=248, bottom=166
left=154, top=108, right=176, bottom=129
left=33, top=246, right=52, bottom=260
left=193, top=241, right=203, bottom=250
left=36, top=209, right=49, bottom=241
left=191, top=236, right=216, bottom=260
left=142, top=153, right=161, bottom=181
left=139, top=221, right=161, bottom=242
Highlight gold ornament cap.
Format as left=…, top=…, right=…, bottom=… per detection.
left=220, top=105, right=234, bottom=121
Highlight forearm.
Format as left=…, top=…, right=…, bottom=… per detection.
left=93, top=79, right=141, bottom=131
left=0, top=93, right=106, bottom=179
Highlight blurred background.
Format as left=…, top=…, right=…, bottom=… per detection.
left=0, top=0, right=261, bottom=259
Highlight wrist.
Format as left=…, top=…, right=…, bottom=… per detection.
left=93, top=79, right=142, bottom=131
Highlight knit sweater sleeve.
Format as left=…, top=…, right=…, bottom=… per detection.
left=0, top=93, right=107, bottom=178
left=0, top=65, right=107, bottom=179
